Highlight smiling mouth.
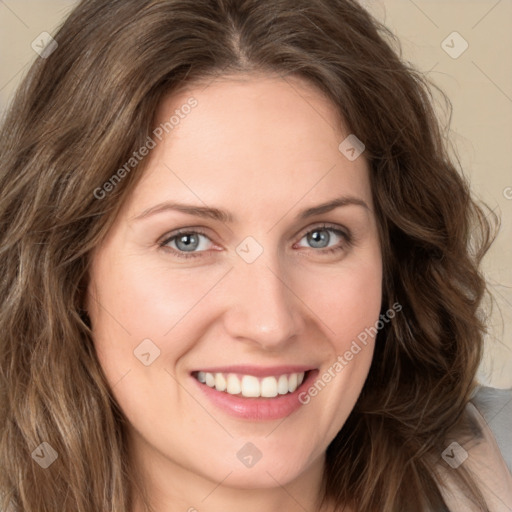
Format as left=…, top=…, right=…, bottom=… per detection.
left=192, top=370, right=311, bottom=398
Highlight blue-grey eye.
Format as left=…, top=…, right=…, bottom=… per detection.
left=297, top=227, right=345, bottom=250
left=164, top=232, right=213, bottom=252
left=175, top=233, right=199, bottom=251
left=307, top=229, right=330, bottom=248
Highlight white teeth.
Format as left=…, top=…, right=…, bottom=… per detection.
left=226, top=374, right=241, bottom=395
left=205, top=372, right=215, bottom=387
left=261, top=376, right=278, bottom=397
left=214, top=373, right=227, bottom=392
left=288, top=373, right=298, bottom=393
left=196, top=371, right=306, bottom=398
left=277, top=375, right=289, bottom=395
left=241, top=376, right=260, bottom=397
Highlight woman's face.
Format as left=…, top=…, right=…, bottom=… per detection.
left=87, top=75, right=382, bottom=494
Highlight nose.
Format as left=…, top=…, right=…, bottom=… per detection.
left=221, top=256, right=306, bottom=350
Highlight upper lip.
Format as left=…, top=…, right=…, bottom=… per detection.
left=191, top=365, right=315, bottom=377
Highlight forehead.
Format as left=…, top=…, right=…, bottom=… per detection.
left=127, top=75, right=372, bottom=216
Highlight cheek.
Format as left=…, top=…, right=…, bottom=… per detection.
left=298, top=252, right=383, bottom=347
left=294, top=252, right=382, bottom=434
left=88, top=254, right=229, bottom=364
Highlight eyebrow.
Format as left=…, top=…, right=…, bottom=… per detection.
left=132, top=196, right=369, bottom=223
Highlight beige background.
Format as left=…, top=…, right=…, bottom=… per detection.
left=1, top=1, right=510, bottom=388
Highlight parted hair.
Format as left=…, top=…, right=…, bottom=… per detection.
left=0, top=0, right=496, bottom=510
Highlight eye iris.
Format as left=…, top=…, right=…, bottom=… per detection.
left=307, top=229, right=330, bottom=248
left=176, top=233, right=199, bottom=251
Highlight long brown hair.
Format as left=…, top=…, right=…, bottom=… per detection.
left=0, top=0, right=496, bottom=510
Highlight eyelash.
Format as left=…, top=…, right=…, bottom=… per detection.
left=159, top=224, right=353, bottom=260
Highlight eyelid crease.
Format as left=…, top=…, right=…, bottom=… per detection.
left=158, top=227, right=212, bottom=247
left=296, top=222, right=351, bottom=239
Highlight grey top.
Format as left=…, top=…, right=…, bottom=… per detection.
left=439, top=384, right=512, bottom=511
left=470, top=385, right=512, bottom=473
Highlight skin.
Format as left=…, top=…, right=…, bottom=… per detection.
left=86, top=74, right=382, bottom=512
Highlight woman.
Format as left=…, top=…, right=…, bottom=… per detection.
left=0, top=0, right=510, bottom=511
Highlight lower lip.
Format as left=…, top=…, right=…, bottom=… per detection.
left=192, top=370, right=318, bottom=421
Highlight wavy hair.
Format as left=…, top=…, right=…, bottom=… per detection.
left=0, top=0, right=497, bottom=510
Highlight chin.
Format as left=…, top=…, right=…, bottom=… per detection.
left=198, top=444, right=321, bottom=490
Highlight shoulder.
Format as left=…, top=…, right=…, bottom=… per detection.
left=436, top=385, right=512, bottom=512
left=470, top=385, right=512, bottom=473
